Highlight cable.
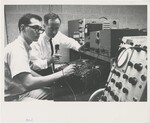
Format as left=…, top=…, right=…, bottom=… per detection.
left=65, top=79, right=77, bottom=101
left=89, top=88, right=105, bottom=101
left=61, top=69, right=77, bottom=101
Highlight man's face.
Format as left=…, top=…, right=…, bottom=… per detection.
left=24, top=18, right=43, bottom=42
left=44, top=18, right=61, bottom=38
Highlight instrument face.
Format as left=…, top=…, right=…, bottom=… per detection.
left=100, top=36, right=147, bottom=102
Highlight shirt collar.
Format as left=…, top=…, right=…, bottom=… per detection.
left=43, top=31, right=60, bottom=42
left=43, top=32, right=51, bottom=42
left=18, top=35, right=32, bottom=51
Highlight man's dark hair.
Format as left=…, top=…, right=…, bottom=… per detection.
left=18, top=13, right=42, bottom=32
left=44, top=13, right=61, bottom=25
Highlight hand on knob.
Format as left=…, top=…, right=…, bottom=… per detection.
left=62, top=64, right=76, bottom=77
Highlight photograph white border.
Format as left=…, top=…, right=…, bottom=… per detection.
left=1, top=0, right=150, bottom=123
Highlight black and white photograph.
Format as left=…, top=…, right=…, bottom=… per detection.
left=1, top=1, right=150, bottom=123
left=4, top=4, right=147, bottom=102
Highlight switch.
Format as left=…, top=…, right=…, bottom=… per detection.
left=122, top=88, right=128, bottom=94
left=134, top=63, right=143, bottom=71
left=129, top=77, right=138, bottom=85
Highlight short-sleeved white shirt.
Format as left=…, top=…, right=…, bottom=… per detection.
left=5, top=35, right=31, bottom=95
left=30, top=31, right=81, bottom=70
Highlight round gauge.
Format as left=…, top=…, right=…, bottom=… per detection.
left=116, top=48, right=129, bottom=67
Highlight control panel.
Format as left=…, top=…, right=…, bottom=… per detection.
left=68, top=18, right=119, bottom=45
left=99, top=36, right=147, bottom=102
left=54, top=59, right=110, bottom=101
left=84, top=29, right=144, bottom=62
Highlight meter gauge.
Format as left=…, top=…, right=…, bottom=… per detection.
left=115, top=48, right=130, bottom=68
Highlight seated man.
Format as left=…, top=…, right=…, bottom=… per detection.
left=30, top=13, right=82, bottom=76
left=4, top=13, right=76, bottom=101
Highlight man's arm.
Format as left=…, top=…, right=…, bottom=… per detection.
left=30, top=69, right=41, bottom=77
left=56, top=31, right=81, bottom=51
left=15, top=64, right=76, bottom=92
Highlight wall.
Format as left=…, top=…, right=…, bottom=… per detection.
left=4, top=5, right=147, bottom=62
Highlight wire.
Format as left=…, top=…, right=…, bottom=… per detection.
left=89, top=88, right=105, bottom=101
left=65, top=79, right=77, bottom=101
left=61, top=68, right=77, bottom=101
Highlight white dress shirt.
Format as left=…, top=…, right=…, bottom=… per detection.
left=5, top=35, right=54, bottom=100
left=30, top=31, right=81, bottom=70
left=5, top=36, right=31, bottom=78
left=5, top=35, right=31, bottom=96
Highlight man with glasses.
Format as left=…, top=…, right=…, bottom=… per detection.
left=4, top=13, right=76, bottom=101
left=30, top=13, right=82, bottom=76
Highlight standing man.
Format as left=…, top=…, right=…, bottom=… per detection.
left=5, top=13, right=76, bottom=101
left=30, top=13, right=82, bottom=76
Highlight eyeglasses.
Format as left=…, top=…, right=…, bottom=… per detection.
left=27, top=25, right=45, bottom=34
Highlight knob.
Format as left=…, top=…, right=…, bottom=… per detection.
left=123, top=74, right=128, bottom=79
left=129, top=42, right=134, bottom=46
left=115, top=82, right=122, bottom=89
left=78, top=27, right=82, bottom=29
left=79, top=30, right=83, bottom=33
left=128, top=61, right=133, bottom=67
left=129, top=77, right=138, bottom=85
left=139, top=85, right=142, bottom=89
left=122, top=88, right=128, bottom=94
left=143, top=46, right=147, bottom=50
left=111, top=78, right=115, bottom=83
left=134, top=63, right=143, bottom=71
left=114, top=95, right=119, bottom=101
left=110, top=91, right=115, bottom=97
left=111, top=69, right=116, bottom=73
left=115, top=71, right=121, bottom=77
left=105, top=86, right=109, bottom=91
left=78, top=20, right=83, bottom=24
left=101, top=95, right=107, bottom=101
left=133, top=97, right=138, bottom=102
left=141, top=75, right=146, bottom=81
left=107, top=86, right=111, bottom=92
left=135, top=45, right=141, bottom=52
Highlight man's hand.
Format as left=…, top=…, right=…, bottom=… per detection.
left=62, top=64, right=76, bottom=77
left=47, top=54, right=62, bottom=65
